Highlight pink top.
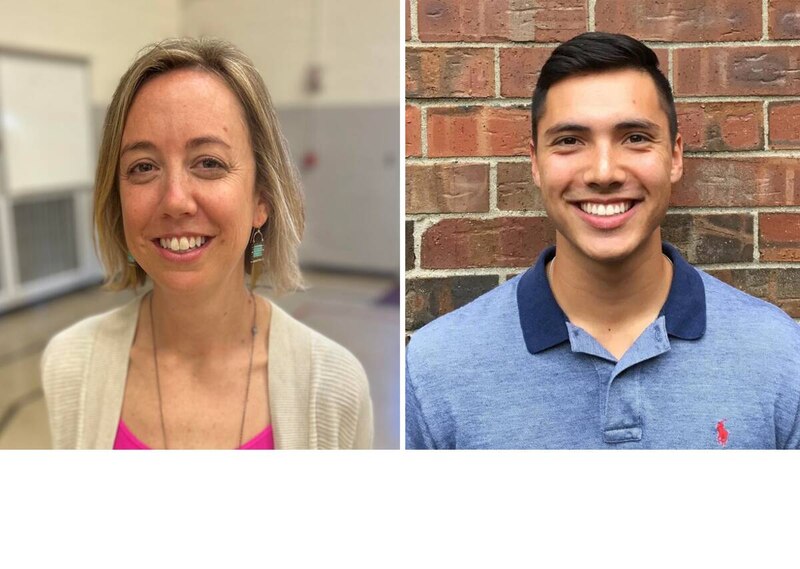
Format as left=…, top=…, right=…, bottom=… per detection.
left=113, top=420, right=274, bottom=450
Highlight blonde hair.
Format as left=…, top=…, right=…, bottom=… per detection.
left=94, top=37, right=304, bottom=293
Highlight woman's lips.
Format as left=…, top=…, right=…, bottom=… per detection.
left=152, top=236, right=213, bottom=261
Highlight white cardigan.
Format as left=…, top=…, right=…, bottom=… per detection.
left=41, top=295, right=373, bottom=449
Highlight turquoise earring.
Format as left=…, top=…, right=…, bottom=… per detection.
left=250, top=228, right=264, bottom=265
left=127, top=251, right=137, bottom=265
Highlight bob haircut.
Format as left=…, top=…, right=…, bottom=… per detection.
left=94, top=37, right=304, bottom=293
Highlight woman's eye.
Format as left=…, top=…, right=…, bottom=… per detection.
left=198, top=157, right=224, bottom=169
left=129, top=162, right=155, bottom=175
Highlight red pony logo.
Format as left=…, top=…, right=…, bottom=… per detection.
left=716, top=419, right=729, bottom=447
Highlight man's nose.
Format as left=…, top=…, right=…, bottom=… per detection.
left=583, top=142, right=626, bottom=190
left=158, top=168, right=197, bottom=218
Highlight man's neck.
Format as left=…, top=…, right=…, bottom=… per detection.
left=547, top=232, right=673, bottom=355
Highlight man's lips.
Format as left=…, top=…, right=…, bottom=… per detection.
left=571, top=199, right=642, bottom=230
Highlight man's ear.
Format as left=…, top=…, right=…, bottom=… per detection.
left=670, top=132, right=684, bottom=184
left=529, top=139, right=541, bottom=187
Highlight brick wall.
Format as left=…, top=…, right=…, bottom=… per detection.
left=406, top=0, right=800, bottom=333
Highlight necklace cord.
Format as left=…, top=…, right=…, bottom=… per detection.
left=149, top=291, right=257, bottom=450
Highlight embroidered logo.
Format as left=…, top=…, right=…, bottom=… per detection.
left=716, top=419, right=729, bottom=447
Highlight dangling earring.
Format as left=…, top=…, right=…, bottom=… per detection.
left=250, top=228, right=264, bottom=265
left=127, top=251, right=137, bottom=266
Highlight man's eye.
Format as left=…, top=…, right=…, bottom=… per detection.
left=556, top=136, right=579, bottom=146
left=627, top=134, right=650, bottom=143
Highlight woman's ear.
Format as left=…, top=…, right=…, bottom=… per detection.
left=253, top=192, right=270, bottom=228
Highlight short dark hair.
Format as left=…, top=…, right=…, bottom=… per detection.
left=531, top=32, right=677, bottom=146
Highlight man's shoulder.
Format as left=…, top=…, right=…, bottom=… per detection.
left=407, top=276, right=523, bottom=366
left=699, top=270, right=800, bottom=342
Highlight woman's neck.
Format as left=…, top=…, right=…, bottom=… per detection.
left=148, top=283, right=256, bottom=358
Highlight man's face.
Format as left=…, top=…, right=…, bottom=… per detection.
left=530, top=68, right=683, bottom=264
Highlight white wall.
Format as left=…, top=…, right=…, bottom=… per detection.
left=0, top=0, right=181, bottom=105
left=182, top=0, right=400, bottom=107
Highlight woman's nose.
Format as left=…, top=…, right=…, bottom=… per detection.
left=158, top=168, right=197, bottom=218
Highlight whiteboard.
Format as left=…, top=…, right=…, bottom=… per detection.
left=0, top=52, right=93, bottom=196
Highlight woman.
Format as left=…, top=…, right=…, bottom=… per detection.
left=41, top=38, right=373, bottom=449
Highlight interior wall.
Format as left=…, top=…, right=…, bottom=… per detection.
left=0, top=0, right=181, bottom=105
left=181, top=0, right=400, bottom=107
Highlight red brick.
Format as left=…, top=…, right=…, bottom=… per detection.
left=674, top=47, right=800, bottom=96
left=500, top=48, right=668, bottom=99
left=418, top=0, right=586, bottom=42
left=406, top=105, right=422, bottom=157
left=406, top=48, right=495, bottom=98
left=676, top=102, right=763, bottom=152
left=662, top=213, right=754, bottom=264
left=427, top=106, right=531, bottom=157
left=406, top=275, right=500, bottom=329
left=406, top=0, right=412, bottom=40
left=406, top=163, right=490, bottom=213
left=421, top=217, right=555, bottom=268
left=497, top=162, right=545, bottom=211
left=759, top=213, right=800, bottom=261
left=672, top=158, right=800, bottom=207
left=499, top=48, right=552, bottom=98
left=768, top=101, right=800, bottom=149
left=769, top=0, right=800, bottom=39
left=596, top=0, right=761, bottom=41
left=707, top=268, right=800, bottom=317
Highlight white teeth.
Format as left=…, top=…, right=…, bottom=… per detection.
left=580, top=201, right=632, bottom=216
left=159, top=236, right=207, bottom=252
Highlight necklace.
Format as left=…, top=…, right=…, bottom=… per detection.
left=149, top=291, right=257, bottom=449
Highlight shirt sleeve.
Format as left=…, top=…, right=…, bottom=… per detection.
left=405, top=350, right=437, bottom=449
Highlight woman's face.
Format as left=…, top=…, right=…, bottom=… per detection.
left=118, top=68, right=267, bottom=294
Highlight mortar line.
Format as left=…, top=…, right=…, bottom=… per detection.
left=762, top=0, right=769, bottom=40
left=412, top=39, right=800, bottom=49
left=410, top=95, right=800, bottom=106
left=753, top=211, right=761, bottom=261
left=588, top=0, right=596, bottom=32
left=763, top=99, right=770, bottom=149
left=410, top=0, right=419, bottom=42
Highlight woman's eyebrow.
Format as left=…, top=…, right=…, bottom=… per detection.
left=120, top=140, right=156, bottom=157
left=120, top=136, right=232, bottom=157
left=186, top=136, right=231, bottom=149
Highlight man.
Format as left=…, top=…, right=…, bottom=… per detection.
left=405, top=32, right=800, bottom=449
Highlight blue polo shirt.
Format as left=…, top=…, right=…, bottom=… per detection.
left=406, top=243, right=800, bottom=449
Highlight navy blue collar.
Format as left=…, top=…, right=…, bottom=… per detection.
left=516, top=242, right=706, bottom=354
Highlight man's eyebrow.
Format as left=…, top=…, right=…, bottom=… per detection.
left=614, top=119, right=661, bottom=132
left=120, top=136, right=231, bottom=157
left=543, top=123, right=591, bottom=137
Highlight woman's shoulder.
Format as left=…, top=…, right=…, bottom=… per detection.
left=268, top=301, right=367, bottom=384
left=267, top=300, right=373, bottom=449
left=44, top=296, right=142, bottom=358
